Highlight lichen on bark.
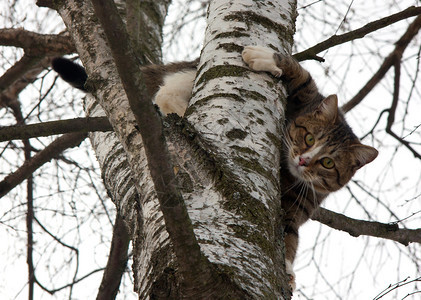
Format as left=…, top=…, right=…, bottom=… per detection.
left=185, top=0, right=297, bottom=297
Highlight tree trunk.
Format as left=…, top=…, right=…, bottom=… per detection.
left=184, top=0, right=296, bottom=297
left=53, top=0, right=297, bottom=298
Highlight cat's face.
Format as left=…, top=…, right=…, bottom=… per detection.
left=284, top=95, right=378, bottom=194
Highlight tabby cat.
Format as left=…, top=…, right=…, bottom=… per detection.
left=242, top=46, right=378, bottom=289
left=52, top=46, right=378, bottom=291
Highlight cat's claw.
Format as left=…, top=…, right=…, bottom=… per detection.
left=285, top=259, right=296, bottom=292
left=242, top=46, right=283, bottom=77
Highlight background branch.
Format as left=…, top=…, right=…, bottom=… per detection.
left=0, top=117, right=112, bottom=142
left=311, top=207, right=421, bottom=246
left=0, top=132, right=87, bottom=198
left=341, top=15, right=421, bottom=113
left=0, top=28, right=75, bottom=55
left=0, top=55, right=44, bottom=93
left=0, top=56, right=52, bottom=108
left=96, top=213, right=130, bottom=300
left=294, top=6, right=421, bottom=62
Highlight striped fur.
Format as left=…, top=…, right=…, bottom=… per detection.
left=243, top=46, right=378, bottom=290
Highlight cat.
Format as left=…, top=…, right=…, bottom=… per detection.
left=52, top=46, right=378, bottom=291
left=242, top=46, right=378, bottom=290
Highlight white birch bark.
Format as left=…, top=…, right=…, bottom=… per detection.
left=55, top=0, right=297, bottom=298
left=54, top=1, right=175, bottom=297
left=181, top=0, right=297, bottom=297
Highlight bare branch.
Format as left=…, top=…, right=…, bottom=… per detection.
left=385, top=52, right=421, bottom=159
left=25, top=141, right=35, bottom=300
left=0, top=54, right=45, bottom=93
left=341, top=15, right=421, bottom=113
left=0, top=132, right=87, bottom=198
left=294, top=6, right=421, bottom=62
left=311, top=208, right=421, bottom=246
left=374, top=276, right=421, bottom=300
left=0, top=117, right=112, bottom=142
left=0, top=56, right=54, bottom=109
left=96, top=214, right=130, bottom=300
left=0, top=28, right=75, bottom=55
left=35, top=268, right=105, bottom=295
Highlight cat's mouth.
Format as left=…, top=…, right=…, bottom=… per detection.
left=288, top=158, right=334, bottom=194
left=288, top=156, right=309, bottom=180
left=288, top=156, right=321, bottom=185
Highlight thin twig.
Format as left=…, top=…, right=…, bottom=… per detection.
left=0, top=132, right=87, bottom=198
left=294, top=6, right=421, bottom=62
left=384, top=50, right=421, bottom=159
left=341, top=15, right=421, bottom=113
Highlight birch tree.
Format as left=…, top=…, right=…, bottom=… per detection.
left=33, top=0, right=294, bottom=298
left=0, top=0, right=420, bottom=299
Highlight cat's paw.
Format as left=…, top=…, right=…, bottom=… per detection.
left=285, top=259, right=296, bottom=292
left=242, top=46, right=283, bottom=77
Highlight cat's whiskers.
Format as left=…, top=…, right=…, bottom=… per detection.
left=282, top=177, right=303, bottom=194
left=308, top=175, right=329, bottom=194
left=290, top=180, right=311, bottom=218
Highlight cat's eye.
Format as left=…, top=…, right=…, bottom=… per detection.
left=321, top=157, right=335, bottom=169
left=304, top=133, right=315, bottom=147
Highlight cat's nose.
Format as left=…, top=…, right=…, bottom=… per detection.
left=298, top=156, right=309, bottom=166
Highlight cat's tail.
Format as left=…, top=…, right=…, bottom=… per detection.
left=52, top=57, right=88, bottom=91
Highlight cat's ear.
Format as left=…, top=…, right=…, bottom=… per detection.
left=350, top=144, right=378, bottom=169
left=315, top=94, right=338, bottom=123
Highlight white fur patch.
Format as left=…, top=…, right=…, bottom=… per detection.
left=154, top=70, right=196, bottom=116
left=285, top=259, right=296, bottom=291
left=242, top=46, right=283, bottom=77
left=289, top=145, right=323, bottom=179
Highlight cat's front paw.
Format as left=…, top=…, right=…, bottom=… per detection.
left=285, top=259, right=296, bottom=292
left=242, top=46, right=283, bottom=77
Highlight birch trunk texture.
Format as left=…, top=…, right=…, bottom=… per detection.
left=50, top=0, right=297, bottom=298
left=184, top=0, right=296, bottom=297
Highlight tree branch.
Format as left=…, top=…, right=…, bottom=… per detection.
left=0, top=55, right=52, bottom=107
left=35, top=268, right=105, bottom=295
left=25, top=139, right=35, bottom=300
left=384, top=43, right=421, bottom=159
left=96, top=213, right=130, bottom=300
left=0, top=132, right=86, bottom=198
left=0, top=28, right=75, bottom=55
left=0, top=54, right=44, bottom=93
left=294, top=6, right=421, bottom=62
left=0, top=29, right=76, bottom=93
left=311, top=207, right=421, bottom=246
left=0, top=117, right=112, bottom=142
left=341, top=15, right=421, bottom=113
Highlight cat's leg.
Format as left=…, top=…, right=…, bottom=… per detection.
left=242, top=46, right=283, bottom=77
left=242, top=45, right=305, bottom=80
left=285, top=258, right=296, bottom=292
left=154, top=70, right=196, bottom=117
left=284, top=231, right=298, bottom=291
left=242, top=46, right=320, bottom=105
